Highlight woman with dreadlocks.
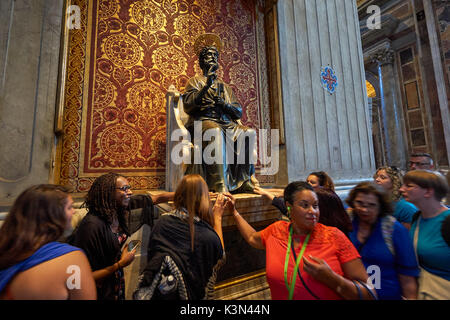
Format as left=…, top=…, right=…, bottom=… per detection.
left=69, top=173, right=173, bottom=300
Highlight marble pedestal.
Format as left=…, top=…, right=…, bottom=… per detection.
left=213, top=193, right=280, bottom=299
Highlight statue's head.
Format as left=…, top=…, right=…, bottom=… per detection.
left=198, top=46, right=219, bottom=72
left=194, top=33, right=222, bottom=73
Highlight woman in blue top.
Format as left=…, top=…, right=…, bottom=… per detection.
left=400, top=170, right=450, bottom=300
left=374, top=166, right=417, bottom=229
left=346, top=182, right=419, bottom=299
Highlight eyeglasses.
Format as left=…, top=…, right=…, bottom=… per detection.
left=402, top=183, right=420, bottom=190
left=354, top=200, right=378, bottom=209
left=408, top=161, right=430, bottom=167
left=116, top=185, right=131, bottom=192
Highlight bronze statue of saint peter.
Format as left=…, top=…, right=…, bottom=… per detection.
left=182, top=34, right=258, bottom=193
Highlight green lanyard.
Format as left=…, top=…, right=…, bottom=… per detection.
left=284, top=225, right=311, bottom=300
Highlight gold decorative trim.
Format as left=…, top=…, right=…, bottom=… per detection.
left=214, top=269, right=266, bottom=290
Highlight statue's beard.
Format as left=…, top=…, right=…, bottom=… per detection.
left=202, top=61, right=218, bottom=74
left=209, top=63, right=218, bottom=73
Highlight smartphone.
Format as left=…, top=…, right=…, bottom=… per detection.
left=128, top=240, right=141, bottom=252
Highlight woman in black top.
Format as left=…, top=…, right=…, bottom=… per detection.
left=69, top=172, right=173, bottom=300
left=134, top=174, right=228, bottom=300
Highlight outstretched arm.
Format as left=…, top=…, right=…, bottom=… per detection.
left=212, top=193, right=229, bottom=250
left=254, top=187, right=288, bottom=216
left=233, top=211, right=264, bottom=249
left=147, top=191, right=174, bottom=205
left=223, top=193, right=264, bottom=249
left=254, top=186, right=275, bottom=201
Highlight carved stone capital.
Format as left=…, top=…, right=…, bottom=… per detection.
left=370, top=48, right=395, bottom=66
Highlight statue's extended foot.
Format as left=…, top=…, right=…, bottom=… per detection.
left=210, top=183, right=227, bottom=193
left=230, top=181, right=254, bottom=194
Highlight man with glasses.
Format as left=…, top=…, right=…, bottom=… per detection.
left=408, top=153, right=435, bottom=171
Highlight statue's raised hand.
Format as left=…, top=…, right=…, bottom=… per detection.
left=206, top=65, right=217, bottom=88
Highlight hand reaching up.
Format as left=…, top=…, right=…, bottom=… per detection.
left=253, top=186, right=275, bottom=201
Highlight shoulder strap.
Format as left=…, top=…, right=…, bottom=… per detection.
left=411, top=210, right=421, bottom=224
left=381, top=216, right=396, bottom=257
left=441, top=214, right=450, bottom=247
left=351, top=213, right=396, bottom=256
left=412, top=210, right=449, bottom=246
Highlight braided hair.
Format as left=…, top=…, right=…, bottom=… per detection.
left=85, top=172, right=129, bottom=235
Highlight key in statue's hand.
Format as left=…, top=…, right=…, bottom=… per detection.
left=213, top=96, right=226, bottom=108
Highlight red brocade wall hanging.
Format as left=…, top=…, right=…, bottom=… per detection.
left=59, top=0, right=270, bottom=193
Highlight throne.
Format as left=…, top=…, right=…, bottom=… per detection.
left=165, top=85, right=203, bottom=191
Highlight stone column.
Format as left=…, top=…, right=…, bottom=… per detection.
left=0, top=0, right=64, bottom=209
left=370, top=45, right=407, bottom=168
left=423, top=0, right=450, bottom=165
left=276, top=0, right=375, bottom=188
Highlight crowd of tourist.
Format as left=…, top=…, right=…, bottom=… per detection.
left=0, top=153, right=449, bottom=300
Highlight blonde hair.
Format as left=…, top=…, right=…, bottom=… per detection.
left=403, top=170, right=449, bottom=201
left=374, top=166, right=402, bottom=201
left=174, top=174, right=212, bottom=251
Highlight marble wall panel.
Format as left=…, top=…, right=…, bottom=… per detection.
left=0, top=0, right=63, bottom=205
left=277, top=0, right=375, bottom=184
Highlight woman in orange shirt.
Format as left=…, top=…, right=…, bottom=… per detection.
left=225, top=181, right=376, bottom=300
